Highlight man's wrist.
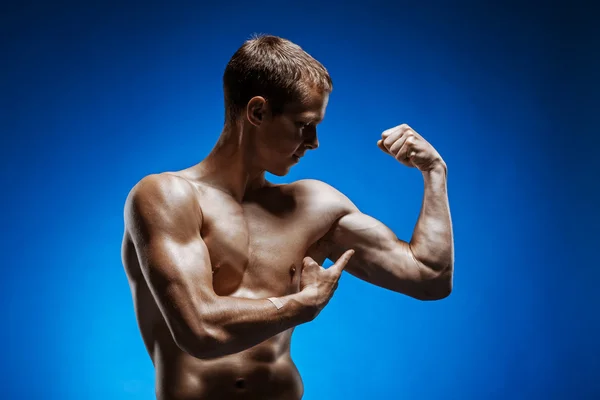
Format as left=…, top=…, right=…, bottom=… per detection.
left=267, top=293, right=314, bottom=325
left=421, top=159, right=447, bottom=176
left=289, top=292, right=317, bottom=324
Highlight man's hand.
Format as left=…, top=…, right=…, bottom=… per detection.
left=377, top=124, right=445, bottom=171
left=297, top=249, right=355, bottom=321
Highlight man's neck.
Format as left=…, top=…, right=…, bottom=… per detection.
left=195, top=124, right=267, bottom=202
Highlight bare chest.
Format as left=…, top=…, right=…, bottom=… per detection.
left=199, top=189, right=332, bottom=298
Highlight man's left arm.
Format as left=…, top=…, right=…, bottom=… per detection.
left=322, top=124, right=454, bottom=301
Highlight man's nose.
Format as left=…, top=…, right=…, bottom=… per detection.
left=305, top=131, right=319, bottom=150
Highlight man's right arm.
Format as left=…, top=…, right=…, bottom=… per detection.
left=124, top=174, right=310, bottom=359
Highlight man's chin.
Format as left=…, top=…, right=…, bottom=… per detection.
left=267, top=165, right=292, bottom=177
left=268, top=169, right=289, bottom=177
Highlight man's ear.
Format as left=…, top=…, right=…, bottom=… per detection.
left=246, top=96, right=268, bottom=126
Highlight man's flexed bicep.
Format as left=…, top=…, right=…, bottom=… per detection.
left=124, top=173, right=217, bottom=354
left=324, top=210, right=431, bottom=299
left=318, top=185, right=452, bottom=301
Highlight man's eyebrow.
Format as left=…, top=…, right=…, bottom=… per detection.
left=303, top=113, right=323, bottom=123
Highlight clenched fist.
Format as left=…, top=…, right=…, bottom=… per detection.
left=377, top=124, right=445, bottom=171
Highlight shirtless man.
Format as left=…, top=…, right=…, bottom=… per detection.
left=121, top=35, right=454, bottom=400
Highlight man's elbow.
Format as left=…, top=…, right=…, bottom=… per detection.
left=172, top=323, right=228, bottom=360
left=416, top=264, right=453, bottom=301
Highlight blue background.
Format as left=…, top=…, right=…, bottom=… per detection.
left=2, top=1, right=598, bottom=399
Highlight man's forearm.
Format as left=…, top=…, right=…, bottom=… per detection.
left=409, top=162, right=454, bottom=272
left=181, top=292, right=310, bottom=359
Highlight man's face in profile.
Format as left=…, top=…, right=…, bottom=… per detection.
left=253, top=88, right=329, bottom=176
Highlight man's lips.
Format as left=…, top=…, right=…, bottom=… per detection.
left=292, top=151, right=305, bottom=162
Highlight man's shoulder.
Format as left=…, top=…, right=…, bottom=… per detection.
left=125, top=172, right=200, bottom=218
left=289, top=179, right=357, bottom=214
left=131, top=172, right=196, bottom=199
left=290, top=178, right=340, bottom=195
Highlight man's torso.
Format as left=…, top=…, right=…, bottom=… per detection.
left=122, top=171, right=347, bottom=400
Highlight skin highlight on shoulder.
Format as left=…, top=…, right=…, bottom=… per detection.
left=125, top=173, right=203, bottom=242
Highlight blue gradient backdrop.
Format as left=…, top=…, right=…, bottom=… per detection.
left=2, top=1, right=598, bottom=399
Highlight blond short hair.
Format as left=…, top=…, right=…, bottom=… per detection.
left=223, top=34, right=333, bottom=124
